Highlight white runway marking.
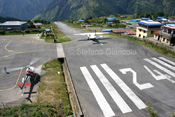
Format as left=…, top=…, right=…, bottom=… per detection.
left=152, top=58, right=175, bottom=71
left=80, top=67, right=115, bottom=117
left=101, top=64, right=147, bottom=110
left=120, top=68, right=154, bottom=90
left=144, top=58, right=175, bottom=77
left=159, top=57, right=175, bottom=66
left=57, top=43, right=65, bottom=58
left=144, top=65, right=175, bottom=83
left=91, top=65, right=132, bottom=113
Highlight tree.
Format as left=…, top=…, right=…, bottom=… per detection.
left=156, top=11, right=165, bottom=17
left=103, top=18, right=107, bottom=24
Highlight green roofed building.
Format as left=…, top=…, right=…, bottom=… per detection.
left=107, top=18, right=119, bottom=23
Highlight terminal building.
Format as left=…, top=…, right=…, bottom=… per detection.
left=136, top=20, right=162, bottom=38
left=0, top=21, right=27, bottom=31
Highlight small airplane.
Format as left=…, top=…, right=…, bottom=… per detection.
left=3, top=58, right=46, bottom=91
left=74, top=30, right=104, bottom=40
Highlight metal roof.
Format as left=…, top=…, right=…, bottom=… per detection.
left=112, top=29, right=136, bottom=35
left=0, top=21, right=27, bottom=26
left=163, top=25, right=175, bottom=29
left=131, top=19, right=141, bottom=22
left=157, top=16, right=167, bottom=19
left=78, top=20, right=84, bottom=22
left=45, top=29, right=51, bottom=32
left=139, top=20, right=162, bottom=26
left=102, top=29, right=113, bottom=32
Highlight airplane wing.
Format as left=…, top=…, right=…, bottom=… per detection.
left=74, top=32, right=104, bottom=36
left=96, top=35, right=104, bottom=38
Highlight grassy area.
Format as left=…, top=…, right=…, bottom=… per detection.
left=0, top=103, right=60, bottom=117
left=38, top=59, right=72, bottom=116
left=0, top=30, right=39, bottom=36
left=62, top=20, right=82, bottom=29
left=51, top=22, right=71, bottom=43
left=40, top=24, right=51, bottom=31
left=105, top=34, right=175, bottom=58
left=0, top=59, right=72, bottom=117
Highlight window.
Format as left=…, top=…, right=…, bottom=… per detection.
left=151, top=31, right=154, bottom=34
left=139, top=34, right=141, bottom=37
left=143, top=30, right=146, bottom=33
left=143, top=36, right=145, bottom=38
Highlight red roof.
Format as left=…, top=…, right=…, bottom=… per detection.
left=112, top=29, right=136, bottom=35
left=163, top=25, right=175, bottom=29
left=154, top=30, right=162, bottom=35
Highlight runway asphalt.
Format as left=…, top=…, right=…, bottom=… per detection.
left=0, top=34, right=57, bottom=105
left=55, top=22, right=175, bottom=117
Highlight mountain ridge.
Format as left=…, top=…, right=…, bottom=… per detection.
left=34, top=0, right=175, bottom=21
left=0, top=0, right=53, bottom=20
left=1, top=0, right=175, bottom=21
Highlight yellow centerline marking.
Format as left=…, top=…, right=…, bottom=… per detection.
left=5, top=39, right=15, bottom=53
left=0, top=69, right=23, bottom=92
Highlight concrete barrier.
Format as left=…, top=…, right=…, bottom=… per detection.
left=63, top=58, right=83, bottom=117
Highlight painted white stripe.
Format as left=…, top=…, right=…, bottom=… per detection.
left=152, top=58, right=175, bottom=71
left=80, top=67, right=115, bottom=117
left=144, top=65, right=166, bottom=80
left=101, top=64, right=146, bottom=110
left=91, top=65, right=132, bottom=113
left=144, top=58, right=175, bottom=77
left=57, top=43, right=65, bottom=58
left=144, top=65, right=175, bottom=83
left=159, top=57, right=175, bottom=66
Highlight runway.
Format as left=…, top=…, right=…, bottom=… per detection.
left=56, top=22, right=175, bottom=117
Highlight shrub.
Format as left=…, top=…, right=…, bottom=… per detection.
left=113, top=23, right=126, bottom=28
left=0, top=30, right=6, bottom=34
left=25, top=30, right=30, bottom=33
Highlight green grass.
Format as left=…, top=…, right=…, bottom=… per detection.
left=0, top=103, right=60, bottom=117
left=0, top=31, right=39, bottom=36
left=62, top=20, right=82, bottom=29
left=105, top=34, right=175, bottom=58
left=38, top=59, right=72, bottom=116
left=51, top=22, right=71, bottom=43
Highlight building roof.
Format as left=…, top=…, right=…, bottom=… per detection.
left=33, top=23, right=43, bottom=26
left=107, top=18, right=119, bottom=22
left=102, top=29, right=113, bottom=32
left=154, top=30, right=162, bottom=35
left=78, top=20, right=84, bottom=22
left=166, top=24, right=175, bottom=26
left=0, top=21, right=26, bottom=26
left=45, top=29, right=51, bottom=32
left=131, top=19, right=141, bottom=22
left=138, top=20, right=162, bottom=26
left=112, top=29, right=136, bottom=35
left=163, top=25, right=175, bottom=29
left=157, top=16, right=167, bottom=19
left=141, top=17, right=150, bottom=21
